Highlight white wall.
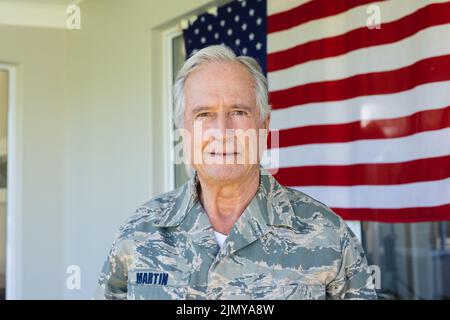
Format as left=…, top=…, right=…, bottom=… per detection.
left=0, top=25, right=66, bottom=299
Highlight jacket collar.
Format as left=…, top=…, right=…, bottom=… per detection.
left=153, top=166, right=296, bottom=231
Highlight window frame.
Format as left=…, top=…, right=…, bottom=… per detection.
left=0, top=63, right=21, bottom=299
left=162, top=26, right=182, bottom=191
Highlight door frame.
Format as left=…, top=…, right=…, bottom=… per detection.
left=0, top=63, right=22, bottom=300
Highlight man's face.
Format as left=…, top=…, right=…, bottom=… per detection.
left=182, top=61, right=269, bottom=183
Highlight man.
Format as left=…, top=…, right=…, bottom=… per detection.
left=95, top=45, right=377, bottom=300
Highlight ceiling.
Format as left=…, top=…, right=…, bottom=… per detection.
left=0, top=0, right=85, bottom=28
left=0, top=0, right=78, bottom=4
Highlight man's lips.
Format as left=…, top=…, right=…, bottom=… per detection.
left=207, top=152, right=240, bottom=155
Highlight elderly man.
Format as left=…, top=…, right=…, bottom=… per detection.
left=95, top=45, right=377, bottom=300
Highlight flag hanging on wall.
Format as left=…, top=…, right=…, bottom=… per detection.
left=182, top=0, right=450, bottom=223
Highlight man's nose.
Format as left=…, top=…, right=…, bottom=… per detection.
left=216, top=112, right=232, bottom=137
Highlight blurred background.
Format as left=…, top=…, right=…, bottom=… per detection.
left=0, top=0, right=449, bottom=299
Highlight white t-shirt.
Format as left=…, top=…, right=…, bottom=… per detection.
left=214, top=231, right=228, bottom=248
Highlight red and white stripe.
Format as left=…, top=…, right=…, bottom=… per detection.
left=266, top=0, right=450, bottom=222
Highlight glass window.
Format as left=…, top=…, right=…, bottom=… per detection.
left=0, top=69, right=8, bottom=300
left=362, top=221, right=450, bottom=299
left=171, top=33, right=190, bottom=188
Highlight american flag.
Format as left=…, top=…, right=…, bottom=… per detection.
left=182, top=0, right=450, bottom=223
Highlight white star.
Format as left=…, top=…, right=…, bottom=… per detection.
left=207, top=24, right=212, bottom=31
left=256, top=42, right=262, bottom=50
left=200, top=37, right=206, bottom=44
left=200, top=16, right=205, bottom=22
left=256, top=17, right=262, bottom=25
left=227, top=28, right=233, bottom=36
left=227, top=7, right=232, bottom=13
left=235, top=38, right=241, bottom=45
left=214, top=33, right=219, bottom=39
left=249, top=33, right=255, bottom=41
left=220, top=20, right=225, bottom=27
left=235, top=15, right=240, bottom=22
left=249, top=9, right=255, bottom=16
left=242, top=23, right=247, bottom=31
left=242, top=47, right=248, bottom=54
left=241, top=1, right=246, bottom=7
left=194, top=28, right=199, bottom=34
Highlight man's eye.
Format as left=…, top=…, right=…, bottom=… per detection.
left=231, top=110, right=247, bottom=116
left=196, top=112, right=212, bottom=118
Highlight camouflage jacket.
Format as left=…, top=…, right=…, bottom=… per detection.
left=95, top=167, right=377, bottom=300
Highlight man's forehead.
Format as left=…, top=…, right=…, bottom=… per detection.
left=183, top=61, right=257, bottom=115
left=185, top=62, right=253, bottom=89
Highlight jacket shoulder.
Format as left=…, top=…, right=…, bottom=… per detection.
left=284, top=186, right=344, bottom=230
left=115, top=186, right=185, bottom=239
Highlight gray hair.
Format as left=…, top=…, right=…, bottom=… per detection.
left=173, top=45, right=271, bottom=128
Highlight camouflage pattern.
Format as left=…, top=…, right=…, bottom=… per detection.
left=95, top=167, right=377, bottom=300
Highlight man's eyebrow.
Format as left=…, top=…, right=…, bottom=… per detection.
left=191, top=104, right=253, bottom=114
left=191, top=106, right=214, bottom=114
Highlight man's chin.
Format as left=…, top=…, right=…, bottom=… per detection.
left=197, top=164, right=253, bottom=182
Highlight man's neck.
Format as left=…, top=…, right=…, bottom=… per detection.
left=197, top=167, right=260, bottom=235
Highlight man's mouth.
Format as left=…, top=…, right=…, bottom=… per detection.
left=208, top=152, right=240, bottom=155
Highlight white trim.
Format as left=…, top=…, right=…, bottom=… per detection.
left=0, top=63, right=22, bottom=300
left=162, top=26, right=183, bottom=192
